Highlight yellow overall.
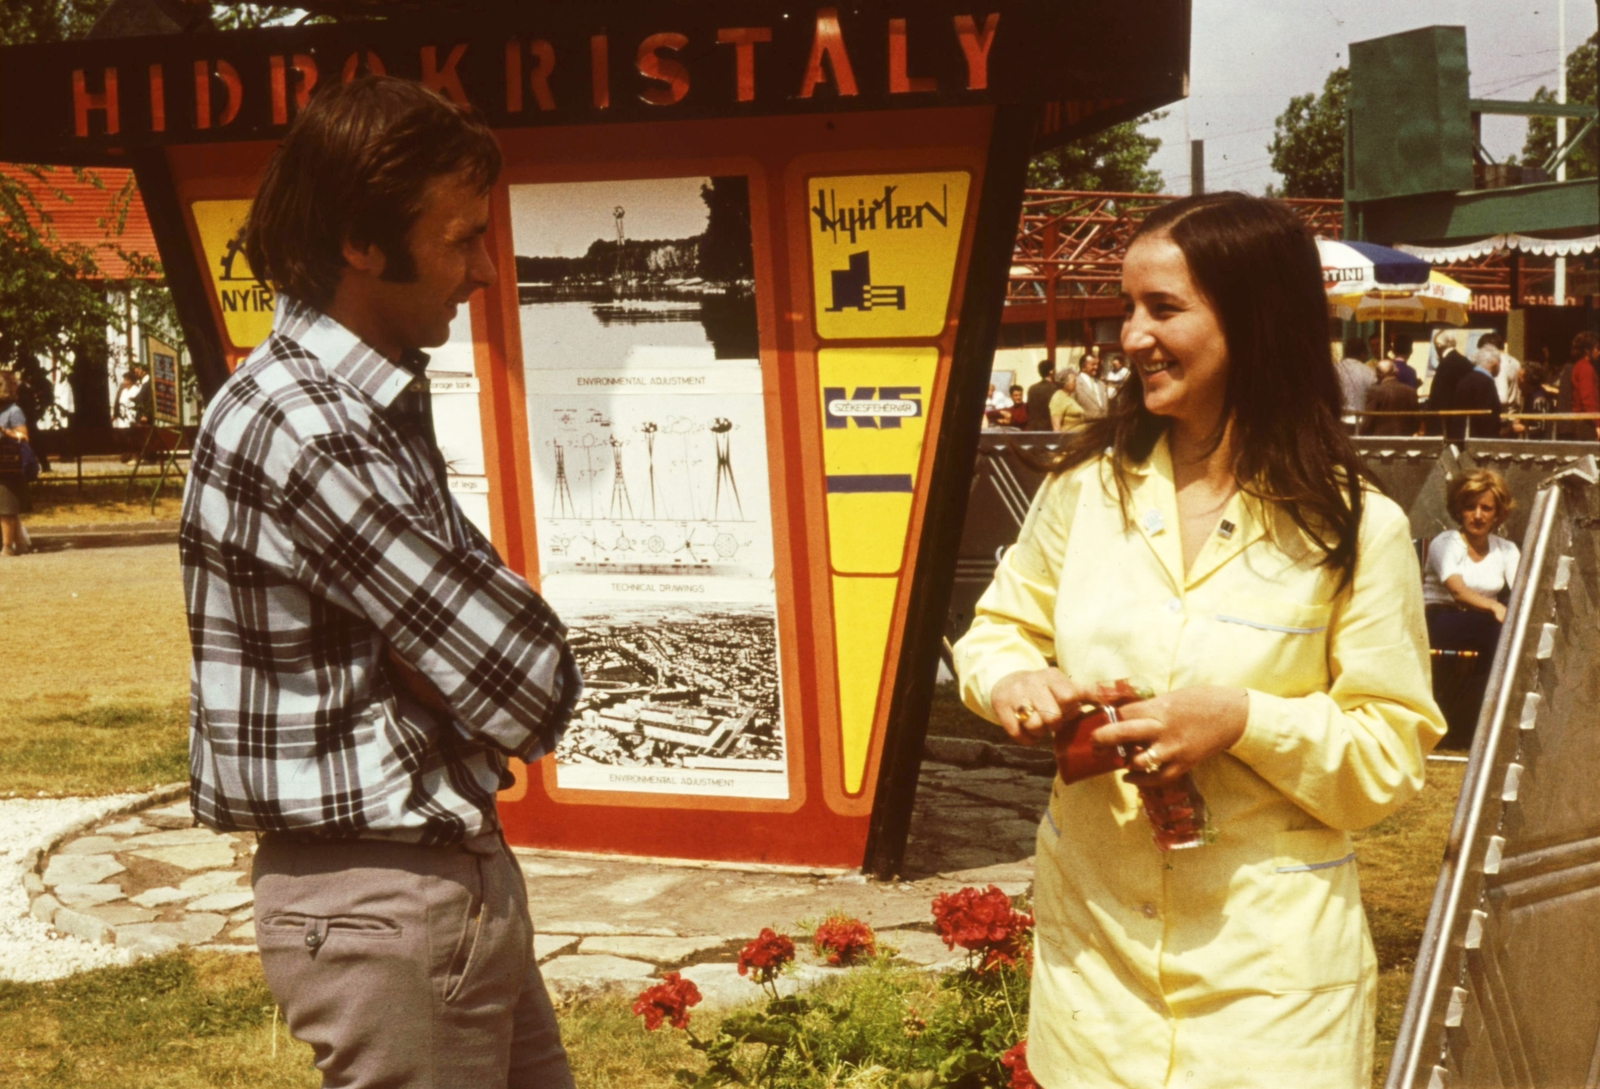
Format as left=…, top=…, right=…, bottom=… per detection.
left=953, top=438, right=1444, bottom=1088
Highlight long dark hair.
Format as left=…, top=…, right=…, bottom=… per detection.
left=1037, top=192, right=1371, bottom=585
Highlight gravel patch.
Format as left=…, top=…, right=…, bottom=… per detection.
left=0, top=795, right=163, bottom=982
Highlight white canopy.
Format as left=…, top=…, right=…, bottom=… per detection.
left=1395, top=233, right=1600, bottom=263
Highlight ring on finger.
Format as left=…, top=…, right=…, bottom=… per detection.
left=1015, top=701, right=1038, bottom=722
left=1138, top=750, right=1163, bottom=774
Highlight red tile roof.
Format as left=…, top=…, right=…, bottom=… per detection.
left=1, top=164, right=160, bottom=280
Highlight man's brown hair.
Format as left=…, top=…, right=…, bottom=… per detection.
left=244, top=76, right=501, bottom=310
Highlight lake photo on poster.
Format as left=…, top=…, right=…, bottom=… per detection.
left=518, top=295, right=760, bottom=370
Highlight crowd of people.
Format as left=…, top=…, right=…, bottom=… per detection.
left=985, top=347, right=1132, bottom=431
left=1339, top=328, right=1600, bottom=442
left=984, top=327, right=1600, bottom=445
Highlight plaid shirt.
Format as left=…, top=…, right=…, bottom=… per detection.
left=180, top=298, right=578, bottom=844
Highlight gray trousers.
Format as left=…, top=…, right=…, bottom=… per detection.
left=252, top=831, right=573, bottom=1089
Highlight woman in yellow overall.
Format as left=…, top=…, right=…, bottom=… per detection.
left=953, top=192, right=1444, bottom=1088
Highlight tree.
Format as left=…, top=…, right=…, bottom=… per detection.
left=0, top=0, right=114, bottom=46
left=1519, top=32, right=1598, bottom=180
left=1027, top=116, right=1165, bottom=193
left=1, top=0, right=183, bottom=387
left=1267, top=67, right=1348, bottom=199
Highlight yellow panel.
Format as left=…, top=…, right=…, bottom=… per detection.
left=832, top=575, right=899, bottom=794
left=192, top=200, right=277, bottom=350
left=808, top=171, right=970, bottom=340
left=818, top=348, right=939, bottom=574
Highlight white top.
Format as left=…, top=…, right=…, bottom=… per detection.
left=1423, top=530, right=1520, bottom=607
left=1495, top=352, right=1522, bottom=410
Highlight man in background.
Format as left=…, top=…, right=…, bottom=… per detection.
left=1455, top=345, right=1504, bottom=439
left=1480, top=331, right=1521, bottom=413
left=1557, top=331, right=1600, bottom=441
left=1024, top=359, right=1058, bottom=432
left=1362, top=357, right=1418, bottom=436
left=1429, top=330, right=1472, bottom=440
left=1335, top=337, right=1375, bottom=424
left=1390, top=334, right=1420, bottom=390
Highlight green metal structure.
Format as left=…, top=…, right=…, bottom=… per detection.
left=1345, top=25, right=1598, bottom=246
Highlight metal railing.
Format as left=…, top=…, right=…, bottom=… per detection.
left=1386, top=452, right=1600, bottom=1089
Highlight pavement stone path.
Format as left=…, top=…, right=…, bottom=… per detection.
left=23, top=743, right=1055, bottom=1004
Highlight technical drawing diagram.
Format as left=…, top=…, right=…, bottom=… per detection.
left=825, top=251, right=907, bottom=313
left=535, top=400, right=772, bottom=577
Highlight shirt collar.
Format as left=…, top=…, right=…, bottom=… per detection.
left=1474, top=364, right=1494, bottom=379
left=272, top=296, right=429, bottom=410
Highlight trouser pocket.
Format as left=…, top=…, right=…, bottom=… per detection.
left=442, top=855, right=486, bottom=1005
left=257, top=911, right=403, bottom=954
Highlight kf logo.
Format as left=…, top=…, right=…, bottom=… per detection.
left=824, top=386, right=923, bottom=428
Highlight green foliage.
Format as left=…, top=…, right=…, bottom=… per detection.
left=210, top=4, right=307, bottom=31
left=1518, top=32, right=1598, bottom=179
left=1267, top=67, right=1349, bottom=198
left=0, top=0, right=114, bottom=46
left=645, top=928, right=1031, bottom=1088
left=1027, top=116, right=1166, bottom=193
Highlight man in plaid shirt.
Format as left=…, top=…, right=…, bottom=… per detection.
left=181, top=76, right=579, bottom=1087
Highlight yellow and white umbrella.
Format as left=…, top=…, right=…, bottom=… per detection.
left=1326, top=270, right=1473, bottom=327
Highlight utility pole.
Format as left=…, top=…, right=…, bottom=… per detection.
left=1190, top=139, right=1205, bottom=195
left=1554, top=0, right=1567, bottom=306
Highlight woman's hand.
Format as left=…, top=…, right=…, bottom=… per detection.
left=989, top=668, right=1098, bottom=745
left=1443, top=574, right=1507, bottom=623
left=1089, top=685, right=1249, bottom=785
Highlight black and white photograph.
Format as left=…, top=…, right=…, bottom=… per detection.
left=509, top=175, right=789, bottom=798
left=550, top=600, right=787, bottom=799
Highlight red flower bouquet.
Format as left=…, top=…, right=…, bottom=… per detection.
left=813, top=914, right=876, bottom=966
left=736, top=927, right=796, bottom=985
left=632, top=972, right=702, bottom=1031
left=931, top=884, right=1034, bottom=971
left=1001, top=1039, right=1039, bottom=1089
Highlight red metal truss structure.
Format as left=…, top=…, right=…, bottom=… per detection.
left=1005, top=190, right=1517, bottom=357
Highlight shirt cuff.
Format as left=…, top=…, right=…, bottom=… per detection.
left=960, top=647, right=1052, bottom=722
left=1228, top=688, right=1300, bottom=771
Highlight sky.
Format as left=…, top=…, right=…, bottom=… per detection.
left=1147, top=0, right=1599, bottom=196
left=508, top=177, right=711, bottom=257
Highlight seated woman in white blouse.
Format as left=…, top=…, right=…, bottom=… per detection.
left=1423, top=469, right=1519, bottom=747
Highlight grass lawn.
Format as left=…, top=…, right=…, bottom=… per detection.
left=0, top=544, right=190, bottom=797
left=0, top=952, right=709, bottom=1089
left=22, top=477, right=184, bottom=528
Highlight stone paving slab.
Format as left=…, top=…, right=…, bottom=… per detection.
left=55, top=883, right=129, bottom=907
left=535, top=934, right=580, bottom=963
left=43, top=854, right=125, bottom=887
left=25, top=752, right=1050, bottom=1002
left=579, top=935, right=731, bottom=965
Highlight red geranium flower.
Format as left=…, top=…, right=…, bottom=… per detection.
left=1001, top=1039, right=1038, bottom=1089
left=931, top=885, right=1034, bottom=971
left=812, top=914, right=876, bottom=966
left=736, top=927, right=796, bottom=984
left=632, top=972, right=702, bottom=1031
